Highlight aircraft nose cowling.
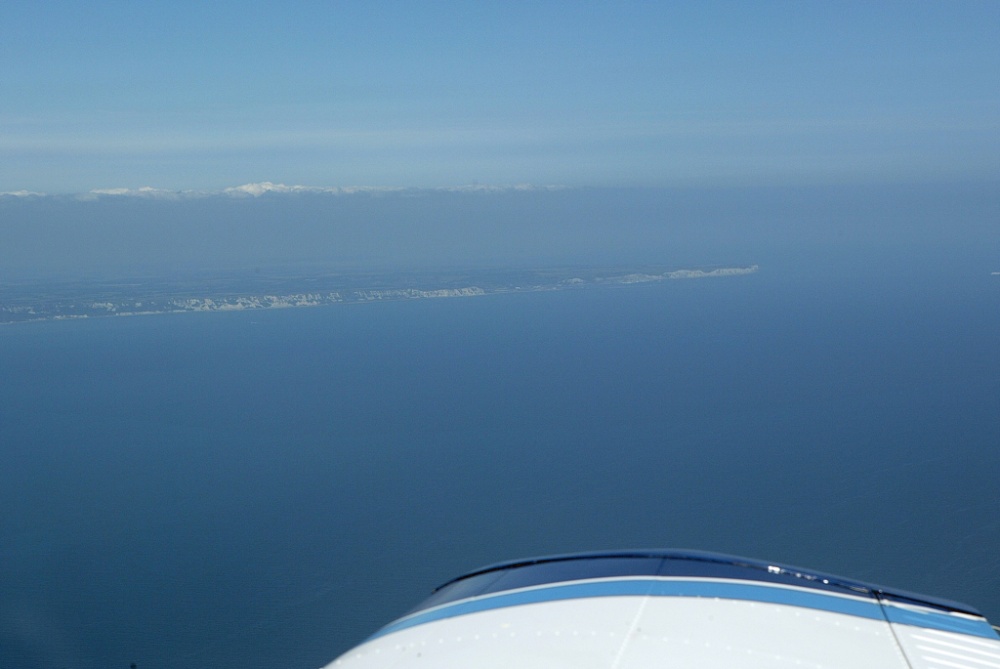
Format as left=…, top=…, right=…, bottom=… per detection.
left=325, top=550, right=1000, bottom=669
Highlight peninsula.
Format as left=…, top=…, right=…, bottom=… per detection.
left=0, top=264, right=758, bottom=325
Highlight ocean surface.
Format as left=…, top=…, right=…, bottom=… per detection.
left=2, top=259, right=999, bottom=669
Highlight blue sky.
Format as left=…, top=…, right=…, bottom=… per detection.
left=2, top=1, right=998, bottom=193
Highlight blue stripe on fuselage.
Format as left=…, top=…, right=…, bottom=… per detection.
left=367, top=577, right=997, bottom=643
left=368, top=578, right=879, bottom=640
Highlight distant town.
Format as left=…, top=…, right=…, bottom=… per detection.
left=0, top=264, right=758, bottom=325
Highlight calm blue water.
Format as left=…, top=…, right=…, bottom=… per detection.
left=2, top=263, right=999, bottom=669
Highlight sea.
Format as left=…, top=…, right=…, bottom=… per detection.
left=2, top=252, right=999, bottom=669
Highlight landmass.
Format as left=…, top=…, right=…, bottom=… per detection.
left=0, top=264, right=758, bottom=325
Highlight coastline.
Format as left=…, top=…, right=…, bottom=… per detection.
left=0, top=264, right=758, bottom=325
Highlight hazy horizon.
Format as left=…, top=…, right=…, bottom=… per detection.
left=3, top=181, right=998, bottom=283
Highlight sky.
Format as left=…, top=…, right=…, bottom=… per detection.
left=2, top=1, right=998, bottom=194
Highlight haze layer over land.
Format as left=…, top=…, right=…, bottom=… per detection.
left=2, top=182, right=997, bottom=283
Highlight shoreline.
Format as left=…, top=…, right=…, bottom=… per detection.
left=0, top=264, right=758, bottom=325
